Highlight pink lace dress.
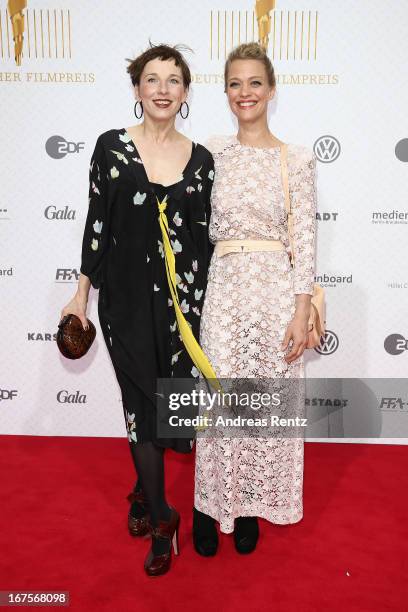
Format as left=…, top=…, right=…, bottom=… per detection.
left=194, top=135, right=317, bottom=533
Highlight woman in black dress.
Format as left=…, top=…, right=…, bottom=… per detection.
left=60, top=44, right=214, bottom=576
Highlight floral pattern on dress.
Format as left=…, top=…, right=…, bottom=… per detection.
left=194, top=134, right=317, bottom=533
left=80, top=129, right=215, bottom=452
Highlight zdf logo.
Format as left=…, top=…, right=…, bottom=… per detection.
left=0, top=389, right=17, bottom=401
left=384, top=334, right=408, bottom=355
left=45, top=136, right=85, bottom=159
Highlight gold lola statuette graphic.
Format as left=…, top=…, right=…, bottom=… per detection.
left=8, top=0, right=27, bottom=66
left=255, top=0, right=276, bottom=50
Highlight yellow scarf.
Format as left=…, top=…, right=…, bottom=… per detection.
left=157, top=196, right=222, bottom=394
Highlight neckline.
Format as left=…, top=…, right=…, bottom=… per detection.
left=150, top=179, right=183, bottom=189
left=232, top=134, right=285, bottom=151
left=122, top=127, right=195, bottom=187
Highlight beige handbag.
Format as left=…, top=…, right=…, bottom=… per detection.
left=280, top=144, right=325, bottom=349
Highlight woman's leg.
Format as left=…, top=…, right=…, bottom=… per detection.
left=129, top=441, right=172, bottom=554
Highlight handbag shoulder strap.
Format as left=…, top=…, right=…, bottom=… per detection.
left=279, top=143, right=295, bottom=266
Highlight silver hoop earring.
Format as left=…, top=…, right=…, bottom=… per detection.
left=179, top=101, right=189, bottom=119
left=134, top=100, right=143, bottom=119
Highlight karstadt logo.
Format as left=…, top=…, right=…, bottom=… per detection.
left=305, top=397, right=348, bottom=408
left=44, top=205, right=76, bottom=220
left=315, top=330, right=339, bottom=355
left=316, top=212, right=338, bottom=221
left=57, top=390, right=87, bottom=404
left=45, top=136, right=85, bottom=159
left=313, top=136, right=341, bottom=163
left=28, top=332, right=57, bottom=341
left=0, top=389, right=18, bottom=401
left=56, top=268, right=80, bottom=282
left=384, top=334, right=408, bottom=355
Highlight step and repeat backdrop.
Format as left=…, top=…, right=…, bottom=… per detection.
left=1, top=0, right=407, bottom=442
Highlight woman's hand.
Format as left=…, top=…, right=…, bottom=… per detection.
left=281, top=294, right=312, bottom=363
left=60, top=291, right=89, bottom=330
left=60, top=274, right=91, bottom=330
left=281, top=314, right=309, bottom=363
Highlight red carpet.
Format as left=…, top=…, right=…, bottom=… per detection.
left=0, top=435, right=406, bottom=611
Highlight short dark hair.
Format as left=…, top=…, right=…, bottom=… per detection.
left=126, top=42, right=192, bottom=89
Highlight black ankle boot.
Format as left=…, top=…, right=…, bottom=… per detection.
left=192, top=507, right=218, bottom=557
left=233, top=517, right=259, bottom=554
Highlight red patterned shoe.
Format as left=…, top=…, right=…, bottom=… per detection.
left=144, top=507, right=180, bottom=577
left=127, top=489, right=150, bottom=537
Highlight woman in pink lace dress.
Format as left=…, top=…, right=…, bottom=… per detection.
left=193, top=43, right=317, bottom=555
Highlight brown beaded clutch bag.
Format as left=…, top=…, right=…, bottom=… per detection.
left=57, top=314, right=96, bottom=359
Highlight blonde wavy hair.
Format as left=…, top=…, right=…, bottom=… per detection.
left=224, top=43, right=276, bottom=92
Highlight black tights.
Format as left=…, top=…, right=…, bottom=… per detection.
left=129, top=441, right=171, bottom=528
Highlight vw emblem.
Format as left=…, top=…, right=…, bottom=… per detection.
left=315, top=330, right=339, bottom=355
left=313, top=136, right=341, bottom=163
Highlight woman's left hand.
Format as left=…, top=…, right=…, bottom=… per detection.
left=281, top=314, right=309, bottom=364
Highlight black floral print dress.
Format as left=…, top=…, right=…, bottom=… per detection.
left=80, top=128, right=214, bottom=453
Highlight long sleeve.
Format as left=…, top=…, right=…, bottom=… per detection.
left=289, top=148, right=317, bottom=295
left=204, top=153, right=215, bottom=266
left=80, top=134, right=110, bottom=289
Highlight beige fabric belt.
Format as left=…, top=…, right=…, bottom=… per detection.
left=214, top=239, right=285, bottom=257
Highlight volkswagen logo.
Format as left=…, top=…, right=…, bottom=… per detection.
left=313, top=136, right=341, bottom=163
left=315, top=330, right=339, bottom=355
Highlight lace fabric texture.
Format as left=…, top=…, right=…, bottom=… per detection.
left=194, top=135, right=317, bottom=533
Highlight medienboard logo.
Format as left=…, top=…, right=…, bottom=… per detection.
left=0, top=267, right=13, bottom=277
left=44, top=205, right=76, bottom=220
left=45, top=136, right=84, bottom=159
left=384, top=334, right=408, bottom=356
left=371, top=210, right=408, bottom=225
left=314, top=330, right=339, bottom=355
left=315, top=273, right=353, bottom=288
